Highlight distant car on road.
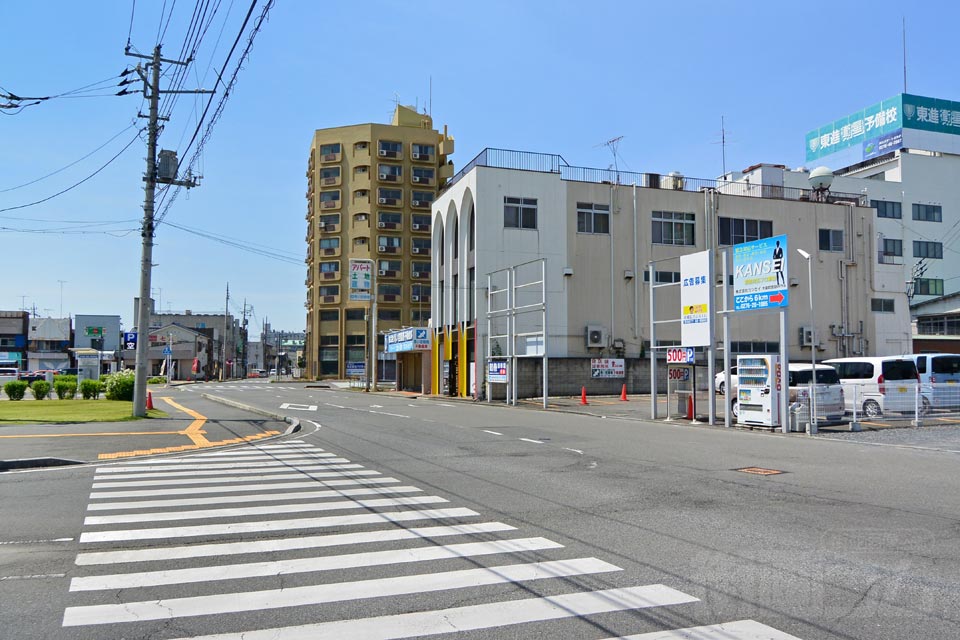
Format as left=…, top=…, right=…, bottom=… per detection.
left=0, top=367, right=19, bottom=386
left=57, top=367, right=79, bottom=376
left=269, top=368, right=278, bottom=377
left=18, top=371, right=45, bottom=384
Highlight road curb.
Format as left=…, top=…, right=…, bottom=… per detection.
left=201, top=393, right=301, bottom=435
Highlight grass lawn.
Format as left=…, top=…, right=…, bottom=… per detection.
left=0, top=400, right=168, bottom=424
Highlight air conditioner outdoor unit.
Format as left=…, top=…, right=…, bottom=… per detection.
left=378, top=222, right=386, bottom=228
left=412, top=247, right=421, bottom=254
left=585, top=325, right=607, bottom=348
left=412, top=200, right=421, bottom=207
left=379, top=270, right=387, bottom=276
left=412, top=176, right=421, bottom=183
left=379, top=150, right=388, bottom=156
left=412, top=224, right=421, bottom=230
left=799, top=326, right=817, bottom=347
left=412, top=295, right=420, bottom=302
left=412, top=152, right=420, bottom=159
left=412, top=272, right=420, bottom=278
left=318, top=222, right=326, bottom=230
left=378, top=198, right=387, bottom=204
left=379, top=173, right=388, bottom=180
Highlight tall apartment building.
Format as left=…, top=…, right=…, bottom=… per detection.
left=304, top=105, right=454, bottom=379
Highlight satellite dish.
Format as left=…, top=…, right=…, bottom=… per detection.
left=809, top=166, right=834, bottom=191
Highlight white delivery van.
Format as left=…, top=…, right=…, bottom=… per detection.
left=823, top=356, right=920, bottom=418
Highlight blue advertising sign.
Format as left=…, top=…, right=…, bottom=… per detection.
left=733, top=234, right=789, bottom=311
left=385, top=328, right=430, bottom=353
left=488, top=360, right=508, bottom=383
left=346, top=362, right=365, bottom=377
left=123, top=332, right=137, bottom=350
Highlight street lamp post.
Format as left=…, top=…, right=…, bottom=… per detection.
left=796, top=249, right=817, bottom=434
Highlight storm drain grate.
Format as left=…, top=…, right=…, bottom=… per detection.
left=735, top=466, right=784, bottom=476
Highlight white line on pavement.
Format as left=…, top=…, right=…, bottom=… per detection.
left=483, top=430, right=503, bottom=436
left=91, top=471, right=385, bottom=489
left=610, top=619, right=804, bottom=639
left=519, top=438, right=544, bottom=444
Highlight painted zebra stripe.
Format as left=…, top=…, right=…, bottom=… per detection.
left=74, top=522, right=517, bottom=566
left=78, top=507, right=480, bottom=543
left=89, top=471, right=373, bottom=498
left=192, top=446, right=321, bottom=456
left=83, top=495, right=449, bottom=526
left=90, top=468, right=380, bottom=486
left=61, top=557, right=619, bottom=626
left=175, top=452, right=336, bottom=461
left=611, top=619, right=804, bottom=639
left=70, top=537, right=563, bottom=591
left=92, top=458, right=352, bottom=472
left=86, top=485, right=422, bottom=511
left=93, top=472, right=392, bottom=495
left=161, top=584, right=698, bottom=640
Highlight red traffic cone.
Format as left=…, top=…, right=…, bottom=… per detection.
left=146, top=391, right=154, bottom=411
left=580, top=386, right=588, bottom=405
left=686, top=395, right=694, bottom=420
left=620, top=384, right=628, bottom=401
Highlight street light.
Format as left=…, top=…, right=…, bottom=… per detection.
left=796, top=248, right=817, bottom=434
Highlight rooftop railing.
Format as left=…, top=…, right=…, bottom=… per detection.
left=442, top=147, right=867, bottom=206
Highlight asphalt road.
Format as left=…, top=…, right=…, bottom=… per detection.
left=1, top=379, right=958, bottom=639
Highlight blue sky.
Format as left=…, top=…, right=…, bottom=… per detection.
left=2, top=1, right=958, bottom=334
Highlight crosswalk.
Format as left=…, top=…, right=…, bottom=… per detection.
left=63, top=441, right=803, bottom=639
left=184, top=383, right=299, bottom=392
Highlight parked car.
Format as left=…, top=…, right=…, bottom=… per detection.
left=904, top=353, right=960, bottom=409
left=823, top=356, right=921, bottom=418
left=0, top=367, right=19, bottom=386
left=18, top=371, right=45, bottom=384
left=56, top=367, right=79, bottom=376
left=269, top=368, right=278, bottom=377
left=786, top=363, right=846, bottom=425
left=714, top=366, right=738, bottom=394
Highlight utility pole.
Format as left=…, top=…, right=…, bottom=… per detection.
left=130, top=44, right=212, bottom=417
left=221, top=283, right=229, bottom=381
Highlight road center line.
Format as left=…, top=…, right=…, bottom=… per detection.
left=483, top=430, right=503, bottom=436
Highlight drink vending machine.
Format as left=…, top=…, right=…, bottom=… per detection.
left=735, top=354, right=781, bottom=427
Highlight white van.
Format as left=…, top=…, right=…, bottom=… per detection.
left=787, top=363, right=845, bottom=424
left=0, top=367, right=19, bottom=387
left=905, top=353, right=960, bottom=409
left=823, top=356, right=920, bottom=418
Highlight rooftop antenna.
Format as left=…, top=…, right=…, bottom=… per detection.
left=596, top=135, right=624, bottom=175
left=429, top=75, right=432, bottom=117
left=902, top=16, right=908, bottom=93
left=712, top=116, right=739, bottom=180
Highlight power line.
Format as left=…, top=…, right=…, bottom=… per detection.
left=0, top=123, right=136, bottom=193
left=0, top=131, right=141, bottom=213
left=164, top=220, right=302, bottom=264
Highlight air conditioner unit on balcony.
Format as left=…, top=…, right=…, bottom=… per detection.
left=799, top=326, right=817, bottom=347
left=379, top=173, right=388, bottom=180
left=318, top=222, right=326, bottom=230
left=412, top=224, right=421, bottom=230
left=379, top=150, right=388, bottom=156
left=412, top=271, right=420, bottom=278
left=378, top=221, right=386, bottom=228
left=379, top=270, right=387, bottom=276
left=412, top=176, right=421, bottom=183
left=412, top=152, right=420, bottom=159
left=412, top=200, right=421, bottom=207
left=378, top=198, right=387, bottom=204
left=585, top=325, right=607, bottom=348
left=411, top=295, right=420, bottom=302
left=412, top=247, right=421, bottom=254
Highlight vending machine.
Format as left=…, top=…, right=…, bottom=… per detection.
left=736, top=354, right=781, bottom=427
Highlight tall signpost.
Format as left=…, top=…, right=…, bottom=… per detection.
left=679, top=250, right=714, bottom=423
left=731, top=234, right=790, bottom=433
left=349, top=259, right=376, bottom=391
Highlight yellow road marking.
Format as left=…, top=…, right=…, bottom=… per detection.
left=96, top=431, right=281, bottom=459
left=159, top=397, right=210, bottom=447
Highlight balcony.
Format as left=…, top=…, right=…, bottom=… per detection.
left=377, top=221, right=399, bottom=230
left=320, top=295, right=341, bottom=304
left=410, top=199, right=432, bottom=209
left=379, top=294, right=400, bottom=303
left=377, top=196, right=401, bottom=207
left=377, top=269, right=399, bottom=279
left=320, top=175, right=341, bottom=187
left=377, top=146, right=402, bottom=160
left=439, top=136, right=454, bottom=156
left=320, top=151, right=341, bottom=163
left=411, top=223, right=430, bottom=233
left=322, top=271, right=340, bottom=280
left=318, top=222, right=339, bottom=233
left=377, top=245, right=400, bottom=255
left=321, top=247, right=341, bottom=257
left=321, top=199, right=341, bottom=210
left=878, top=251, right=903, bottom=265
left=378, top=172, right=400, bottom=183
left=410, top=246, right=431, bottom=256
left=411, top=175, right=434, bottom=186
left=411, top=270, right=430, bottom=279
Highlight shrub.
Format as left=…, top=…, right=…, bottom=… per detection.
left=147, top=376, right=167, bottom=384
left=3, top=380, right=28, bottom=401
left=54, top=374, right=78, bottom=386
left=105, top=370, right=135, bottom=401
left=30, top=380, right=51, bottom=400
left=54, top=380, right=78, bottom=400
left=80, top=379, right=104, bottom=400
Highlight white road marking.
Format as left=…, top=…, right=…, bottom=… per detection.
left=160, top=585, right=699, bottom=640
left=94, top=459, right=354, bottom=472
left=192, top=447, right=324, bottom=457
left=438, top=403, right=454, bottom=407
left=588, top=461, right=598, bottom=469
left=611, top=619, right=804, bottom=639
left=483, top=430, right=503, bottom=436
left=370, top=404, right=383, bottom=408
left=564, top=448, right=584, bottom=455
left=61, top=557, right=620, bottom=625
left=369, top=410, right=409, bottom=418
left=91, top=471, right=385, bottom=489
left=304, top=419, right=322, bottom=429
left=1, top=573, right=66, bottom=581
left=90, top=477, right=395, bottom=500
left=166, top=453, right=335, bottom=462
left=84, top=495, right=449, bottom=525
left=326, top=403, right=346, bottom=409
left=79, top=507, right=480, bottom=543
left=0, top=537, right=73, bottom=545
left=279, top=403, right=317, bottom=411
left=87, top=485, right=422, bottom=510
left=519, top=438, right=544, bottom=444
left=70, top=537, right=562, bottom=591
left=75, top=522, right=517, bottom=566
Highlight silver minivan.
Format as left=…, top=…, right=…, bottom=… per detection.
left=823, top=356, right=920, bottom=418
left=906, top=353, right=960, bottom=409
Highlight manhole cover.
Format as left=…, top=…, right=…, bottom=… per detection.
left=735, top=466, right=784, bottom=476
